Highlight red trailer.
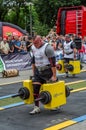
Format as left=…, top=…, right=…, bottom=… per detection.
left=56, top=6, right=86, bottom=37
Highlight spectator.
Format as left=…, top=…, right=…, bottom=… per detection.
left=55, top=41, right=63, bottom=61
left=0, top=36, right=2, bottom=43
left=51, top=40, right=57, bottom=50
left=42, top=36, right=48, bottom=43
left=0, top=37, right=3, bottom=54
left=78, top=42, right=85, bottom=62
left=19, top=36, right=27, bottom=54
left=83, top=36, right=86, bottom=53
left=56, top=35, right=65, bottom=46
left=0, top=38, right=10, bottom=55
left=82, top=36, right=86, bottom=63
left=7, top=35, right=14, bottom=53
left=13, top=35, right=26, bottom=53
left=25, top=36, right=33, bottom=52
left=47, top=35, right=52, bottom=45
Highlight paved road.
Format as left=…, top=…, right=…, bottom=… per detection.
left=0, top=88, right=86, bottom=130
left=0, top=63, right=86, bottom=130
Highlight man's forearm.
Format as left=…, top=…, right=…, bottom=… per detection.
left=51, top=67, right=57, bottom=78
left=32, top=64, right=35, bottom=75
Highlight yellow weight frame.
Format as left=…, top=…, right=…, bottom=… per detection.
left=57, top=60, right=81, bottom=75
left=23, top=80, right=66, bottom=109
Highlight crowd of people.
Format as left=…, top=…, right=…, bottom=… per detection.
left=0, top=35, right=33, bottom=55
left=0, top=29, right=86, bottom=63
left=44, top=29, right=86, bottom=63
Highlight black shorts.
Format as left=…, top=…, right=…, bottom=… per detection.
left=64, top=58, right=73, bottom=64
left=32, top=68, right=53, bottom=84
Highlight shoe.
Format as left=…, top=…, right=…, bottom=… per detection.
left=29, top=106, right=41, bottom=115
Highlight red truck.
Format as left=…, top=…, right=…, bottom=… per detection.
left=56, top=6, right=86, bottom=37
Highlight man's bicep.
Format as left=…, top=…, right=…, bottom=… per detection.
left=45, top=44, right=55, bottom=58
left=71, top=42, right=76, bottom=49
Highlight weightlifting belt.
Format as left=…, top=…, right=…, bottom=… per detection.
left=65, top=51, right=73, bottom=55
left=36, top=65, right=51, bottom=71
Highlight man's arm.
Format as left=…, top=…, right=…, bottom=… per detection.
left=71, top=42, right=77, bottom=59
left=31, top=56, right=36, bottom=75
left=49, top=57, right=57, bottom=81
left=45, top=44, right=57, bottom=81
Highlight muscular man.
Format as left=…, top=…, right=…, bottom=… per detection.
left=30, top=35, right=57, bottom=115
left=63, top=34, right=77, bottom=77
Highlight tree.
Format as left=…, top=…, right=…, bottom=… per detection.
left=1, top=0, right=33, bottom=32
left=0, top=0, right=9, bottom=20
left=0, top=0, right=86, bottom=36
left=34, top=0, right=81, bottom=28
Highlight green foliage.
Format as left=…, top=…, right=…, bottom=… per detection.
left=34, top=0, right=81, bottom=28
left=32, top=7, right=50, bottom=36
left=0, top=97, right=22, bottom=107
left=68, top=81, right=86, bottom=89
left=34, top=22, right=50, bottom=36
left=4, top=10, right=16, bottom=23
left=0, top=0, right=86, bottom=35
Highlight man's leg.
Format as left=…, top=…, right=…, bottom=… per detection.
left=33, top=84, right=41, bottom=107
left=64, top=58, right=69, bottom=77
left=29, top=83, right=41, bottom=115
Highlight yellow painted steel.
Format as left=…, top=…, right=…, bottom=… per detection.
left=57, top=60, right=65, bottom=73
left=57, top=60, right=81, bottom=75
left=23, top=80, right=34, bottom=104
left=69, top=60, right=80, bottom=74
left=44, top=120, right=76, bottom=130
left=41, top=81, right=66, bottom=109
left=23, top=80, right=66, bottom=109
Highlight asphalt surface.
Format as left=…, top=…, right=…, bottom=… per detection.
left=0, top=89, right=86, bottom=130
left=0, top=63, right=86, bottom=130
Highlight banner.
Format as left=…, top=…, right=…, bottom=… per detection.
left=0, top=59, right=4, bottom=72
left=0, top=51, right=64, bottom=72
left=0, top=53, right=32, bottom=71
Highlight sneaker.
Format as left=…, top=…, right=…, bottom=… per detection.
left=29, top=106, right=41, bottom=115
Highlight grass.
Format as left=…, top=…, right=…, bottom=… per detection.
left=67, top=81, right=86, bottom=89
left=0, top=81, right=86, bottom=107
left=0, top=97, right=22, bottom=107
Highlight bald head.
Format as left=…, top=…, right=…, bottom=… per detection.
left=33, top=35, right=43, bottom=48
left=65, top=34, right=71, bottom=42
